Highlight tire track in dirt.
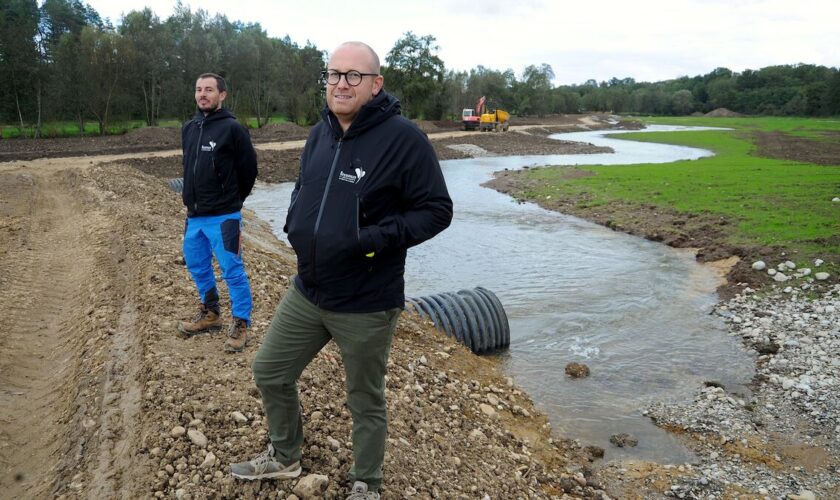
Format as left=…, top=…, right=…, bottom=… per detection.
left=0, top=168, right=146, bottom=498
left=0, top=171, right=93, bottom=497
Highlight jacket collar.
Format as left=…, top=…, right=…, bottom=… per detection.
left=322, top=91, right=401, bottom=139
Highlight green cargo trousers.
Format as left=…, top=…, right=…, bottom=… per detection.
left=252, top=281, right=401, bottom=491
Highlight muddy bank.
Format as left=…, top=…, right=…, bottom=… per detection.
left=0, top=160, right=612, bottom=498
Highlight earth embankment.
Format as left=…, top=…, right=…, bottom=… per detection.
left=0, top=155, right=609, bottom=498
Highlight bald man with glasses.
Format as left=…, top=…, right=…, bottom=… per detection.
left=230, top=42, right=452, bottom=499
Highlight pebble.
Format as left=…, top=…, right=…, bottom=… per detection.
left=187, top=429, right=208, bottom=448
left=648, top=283, right=840, bottom=499
left=170, top=426, right=186, bottom=438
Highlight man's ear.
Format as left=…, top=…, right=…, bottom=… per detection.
left=219, top=90, right=228, bottom=104
left=372, top=75, right=384, bottom=96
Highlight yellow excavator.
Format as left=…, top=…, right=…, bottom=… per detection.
left=462, top=96, right=510, bottom=132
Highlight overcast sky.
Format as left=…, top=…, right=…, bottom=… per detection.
left=84, top=0, right=839, bottom=85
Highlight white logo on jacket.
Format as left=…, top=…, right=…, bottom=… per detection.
left=201, top=140, right=217, bottom=152
left=339, top=167, right=366, bottom=184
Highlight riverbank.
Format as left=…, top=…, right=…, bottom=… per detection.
left=0, top=118, right=627, bottom=498
left=483, top=119, right=839, bottom=498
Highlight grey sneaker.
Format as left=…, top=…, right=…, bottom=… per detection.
left=347, top=481, right=380, bottom=500
left=230, top=444, right=301, bottom=480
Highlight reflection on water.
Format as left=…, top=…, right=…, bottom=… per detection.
left=247, top=125, right=753, bottom=463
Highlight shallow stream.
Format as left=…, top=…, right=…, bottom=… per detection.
left=247, top=125, right=754, bottom=463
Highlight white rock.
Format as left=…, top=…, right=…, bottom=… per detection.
left=768, top=269, right=777, bottom=276
left=783, top=287, right=793, bottom=293
left=814, top=272, right=830, bottom=281
left=814, top=259, right=824, bottom=266
left=751, top=260, right=766, bottom=271
left=479, top=403, right=498, bottom=419
left=188, top=429, right=208, bottom=448
left=832, top=197, right=840, bottom=202
left=789, top=490, right=816, bottom=500
left=784, top=260, right=796, bottom=269
left=773, top=272, right=789, bottom=282
left=171, top=426, right=186, bottom=438
left=200, top=452, right=216, bottom=468
left=469, top=429, right=486, bottom=440
left=293, top=474, right=329, bottom=498
left=800, top=268, right=811, bottom=276
left=230, top=411, right=248, bottom=424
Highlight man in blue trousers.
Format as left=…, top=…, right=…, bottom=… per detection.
left=178, top=72, right=258, bottom=353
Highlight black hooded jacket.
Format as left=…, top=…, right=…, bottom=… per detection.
left=284, top=91, right=453, bottom=312
left=182, top=108, right=258, bottom=217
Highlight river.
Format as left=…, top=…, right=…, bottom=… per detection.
left=246, top=125, right=754, bottom=463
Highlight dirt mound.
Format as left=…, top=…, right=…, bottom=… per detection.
left=248, top=122, right=310, bottom=142
left=123, top=126, right=180, bottom=146
left=705, top=108, right=742, bottom=117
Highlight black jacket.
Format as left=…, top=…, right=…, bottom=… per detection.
left=182, top=108, right=258, bottom=217
left=285, top=91, right=453, bottom=312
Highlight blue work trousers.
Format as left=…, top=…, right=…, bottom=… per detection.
left=183, top=212, right=252, bottom=324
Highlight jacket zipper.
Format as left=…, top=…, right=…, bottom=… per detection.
left=191, top=119, right=205, bottom=213
left=310, top=138, right=343, bottom=301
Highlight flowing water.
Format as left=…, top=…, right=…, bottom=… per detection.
left=246, top=125, right=754, bottom=463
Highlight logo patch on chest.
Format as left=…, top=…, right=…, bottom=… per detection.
left=338, top=166, right=366, bottom=184
left=201, top=140, right=217, bottom=152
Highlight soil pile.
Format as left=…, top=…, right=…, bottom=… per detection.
left=705, top=108, right=742, bottom=117
left=248, top=123, right=310, bottom=143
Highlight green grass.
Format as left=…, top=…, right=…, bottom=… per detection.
left=524, top=116, right=840, bottom=264
left=1, top=119, right=182, bottom=139
left=1, top=115, right=289, bottom=138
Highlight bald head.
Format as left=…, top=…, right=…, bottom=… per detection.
left=330, top=41, right=380, bottom=74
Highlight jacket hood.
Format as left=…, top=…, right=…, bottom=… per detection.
left=322, top=91, right=401, bottom=139
left=192, top=107, right=236, bottom=123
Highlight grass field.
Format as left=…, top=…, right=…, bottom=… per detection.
left=1, top=115, right=290, bottom=138
left=521, top=116, right=840, bottom=268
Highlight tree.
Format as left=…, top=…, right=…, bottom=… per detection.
left=517, top=64, right=554, bottom=116
left=77, top=26, right=126, bottom=134
left=0, top=0, right=40, bottom=133
left=120, top=8, right=171, bottom=126
left=383, top=32, right=445, bottom=119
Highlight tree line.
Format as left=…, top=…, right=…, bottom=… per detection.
left=2, top=0, right=838, bottom=137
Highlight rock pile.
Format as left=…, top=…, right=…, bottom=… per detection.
left=642, top=283, right=839, bottom=498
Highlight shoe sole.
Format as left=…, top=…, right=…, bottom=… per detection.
left=230, top=468, right=301, bottom=480
left=177, top=324, right=223, bottom=339
left=224, top=337, right=250, bottom=353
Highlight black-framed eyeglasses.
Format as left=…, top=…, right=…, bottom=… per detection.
left=321, top=70, right=378, bottom=87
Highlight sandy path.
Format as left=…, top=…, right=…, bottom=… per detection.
left=0, top=168, right=145, bottom=497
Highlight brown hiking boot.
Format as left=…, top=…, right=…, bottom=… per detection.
left=225, top=318, right=249, bottom=352
left=178, top=305, right=223, bottom=338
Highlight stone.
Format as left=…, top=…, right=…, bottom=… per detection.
left=187, top=429, right=208, bottom=448
left=230, top=411, right=248, bottom=424
left=200, top=452, right=216, bottom=468
left=565, top=362, right=590, bottom=378
left=784, top=260, right=796, bottom=269
left=751, top=260, right=766, bottom=271
left=609, top=433, right=638, bottom=447
left=814, top=272, right=830, bottom=281
left=170, top=426, right=186, bottom=438
left=788, top=490, right=816, bottom=500
left=773, top=272, right=789, bottom=282
left=293, top=474, right=329, bottom=498
left=479, top=403, right=498, bottom=419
